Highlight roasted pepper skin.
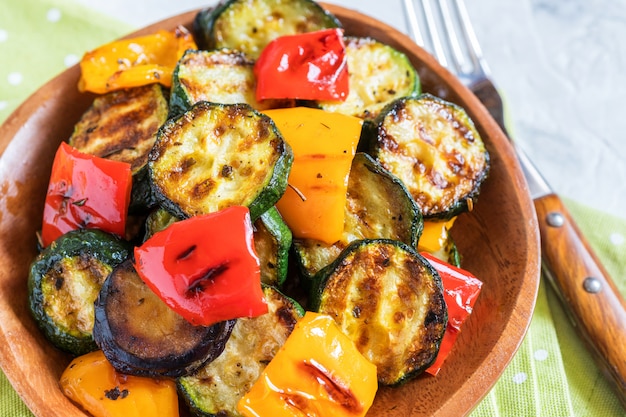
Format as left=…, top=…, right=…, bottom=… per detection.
left=41, top=142, right=132, bottom=247
left=421, top=251, right=483, bottom=375
left=264, top=107, right=362, bottom=244
left=237, top=311, right=378, bottom=417
left=254, top=29, right=349, bottom=101
left=133, top=206, right=267, bottom=327
left=78, top=26, right=196, bottom=94
left=60, top=350, right=179, bottom=417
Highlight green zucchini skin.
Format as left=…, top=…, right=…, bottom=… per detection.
left=364, top=93, right=490, bottom=220
left=178, top=285, right=304, bottom=417
left=192, top=0, right=341, bottom=59
left=292, top=152, right=423, bottom=280
left=142, top=207, right=180, bottom=241
left=27, top=229, right=131, bottom=356
left=253, top=206, right=292, bottom=287
left=318, top=36, right=421, bottom=120
left=93, top=260, right=236, bottom=378
left=68, top=84, right=170, bottom=214
left=170, top=49, right=291, bottom=118
left=310, top=239, right=447, bottom=386
left=148, top=101, right=293, bottom=221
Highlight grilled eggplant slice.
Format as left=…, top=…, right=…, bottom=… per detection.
left=310, top=239, right=447, bottom=386
left=253, top=207, right=292, bottom=287
left=148, top=101, right=293, bottom=221
left=318, top=36, right=420, bottom=119
left=93, top=260, right=236, bottom=378
left=28, top=229, right=131, bottom=355
left=170, top=49, right=290, bottom=117
left=364, top=93, right=490, bottom=220
left=178, top=285, right=304, bottom=417
left=292, top=152, right=422, bottom=280
left=68, top=84, right=169, bottom=213
left=193, top=0, right=341, bottom=59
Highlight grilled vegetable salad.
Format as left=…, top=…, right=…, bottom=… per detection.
left=28, top=1, right=489, bottom=416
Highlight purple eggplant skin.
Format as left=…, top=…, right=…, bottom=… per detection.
left=93, top=260, right=235, bottom=378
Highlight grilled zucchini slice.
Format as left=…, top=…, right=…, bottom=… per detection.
left=310, top=239, right=447, bottom=386
left=292, top=152, right=422, bottom=280
left=170, top=49, right=291, bottom=117
left=68, top=84, right=169, bottom=213
left=254, top=207, right=292, bottom=287
left=148, top=101, right=293, bottom=221
left=364, top=93, right=490, bottom=220
left=93, top=260, right=236, bottom=378
left=142, top=207, right=180, bottom=240
left=178, top=285, right=304, bottom=417
left=28, top=229, right=131, bottom=355
left=193, top=0, right=341, bottom=59
left=318, top=36, right=420, bottom=119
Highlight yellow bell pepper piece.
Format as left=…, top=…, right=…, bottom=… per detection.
left=418, top=217, right=457, bottom=254
left=264, top=108, right=362, bottom=244
left=60, top=350, right=179, bottom=417
left=237, top=311, right=378, bottom=417
left=78, top=26, right=197, bottom=94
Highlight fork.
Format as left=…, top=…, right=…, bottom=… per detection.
left=401, top=0, right=626, bottom=406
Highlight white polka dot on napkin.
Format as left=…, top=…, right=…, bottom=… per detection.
left=610, top=232, right=624, bottom=245
left=46, top=8, right=62, bottom=22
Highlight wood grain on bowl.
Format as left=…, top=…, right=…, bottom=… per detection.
left=0, top=4, right=540, bottom=417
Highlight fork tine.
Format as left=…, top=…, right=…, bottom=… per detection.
left=403, top=0, right=448, bottom=67
left=402, top=0, right=491, bottom=82
left=420, top=0, right=449, bottom=68
left=437, top=0, right=464, bottom=74
left=402, top=0, right=425, bottom=47
left=452, top=0, right=492, bottom=76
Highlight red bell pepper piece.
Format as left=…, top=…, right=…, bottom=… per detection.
left=133, top=206, right=267, bottom=327
left=41, top=142, right=132, bottom=247
left=421, top=252, right=483, bottom=375
left=254, top=28, right=349, bottom=101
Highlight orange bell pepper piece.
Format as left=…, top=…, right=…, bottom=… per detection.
left=417, top=217, right=457, bottom=254
left=263, top=107, right=362, bottom=244
left=60, top=350, right=179, bottom=417
left=237, top=312, right=378, bottom=417
left=78, top=25, right=197, bottom=94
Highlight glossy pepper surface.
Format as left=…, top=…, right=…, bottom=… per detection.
left=60, top=350, right=179, bottom=417
left=78, top=26, right=197, bottom=94
left=254, top=28, right=349, bottom=101
left=237, top=311, right=378, bottom=417
left=264, top=107, right=362, bottom=244
left=421, top=252, right=483, bottom=375
left=418, top=218, right=457, bottom=254
left=133, top=206, right=267, bottom=327
left=41, top=142, right=132, bottom=247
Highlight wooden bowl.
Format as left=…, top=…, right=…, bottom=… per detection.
left=0, top=4, right=540, bottom=416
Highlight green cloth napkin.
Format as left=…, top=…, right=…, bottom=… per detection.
left=1, top=0, right=625, bottom=416
left=473, top=198, right=626, bottom=417
left=0, top=0, right=133, bottom=122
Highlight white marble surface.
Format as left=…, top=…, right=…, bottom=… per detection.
left=75, top=0, right=626, bottom=220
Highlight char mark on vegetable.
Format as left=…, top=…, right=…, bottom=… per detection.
left=186, top=263, right=229, bottom=295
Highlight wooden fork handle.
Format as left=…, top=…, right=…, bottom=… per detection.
left=534, top=193, right=626, bottom=407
